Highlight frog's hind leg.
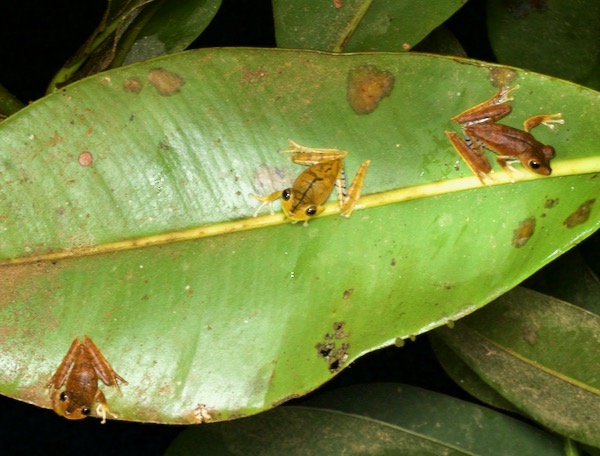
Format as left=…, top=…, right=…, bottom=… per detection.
left=282, top=139, right=348, bottom=165
left=523, top=113, right=564, bottom=132
left=83, top=336, right=127, bottom=392
left=339, top=160, right=371, bottom=218
left=445, top=131, right=493, bottom=184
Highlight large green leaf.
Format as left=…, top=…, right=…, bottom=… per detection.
left=167, top=383, right=565, bottom=455
left=0, top=49, right=599, bottom=424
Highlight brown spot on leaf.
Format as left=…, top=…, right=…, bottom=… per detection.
left=512, top=216, right=536, bottom=248
left=488, top=67, right=518, bottom=88
left=342, top=288, right=354, bottom=300
left=563, top=199, right=596, bottom=228
left=147, top=68, right=185, bottom=96
left=333, top=0, right=343, bottom=8
left=123, top=77, right=142, bottom=94
left=522, top=325, right=538, bottom=345
left=78, top=151, right=93, bottom=167
left=316, top=322, right=350, bottom=372
left=544, top=198, right=559, bottom=209
left=241, top=66, right=267, bottom=85
left=347, top=64, right=394, bottom=114
left=47, top=131, right=63, bottom=147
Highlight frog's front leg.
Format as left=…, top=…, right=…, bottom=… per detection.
left=523, top=113, right=564, bottom=132
left=445, top=131, right=493, bottom=184
left=94, top=390, right=118, bottom=424
left=338, top=160, right=371, bottom=218
left=83, top=336, right=127, bottom=392
left=250, top=191, right=284, bottom=217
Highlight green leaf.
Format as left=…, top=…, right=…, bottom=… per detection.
left=430, top=334, right=521, bottom=413
left=528, top=248, right=600, bottom=314
left=272, top=0, right=465, bottom=51
left=49, top=0, right=221, bottom=90
left=0, top=49, right=599, bottom=423
left=166, top=383, right=565, bottom=455
left=487, top=0, right=600, bottom=90
left=435, top=287, right=600, bottom=447
left=118, top=0, right=222, bottom=66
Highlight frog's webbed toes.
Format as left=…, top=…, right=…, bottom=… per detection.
left=249, top=194, right=276, bottom=217
left=96, top=403, right=118, bottom=424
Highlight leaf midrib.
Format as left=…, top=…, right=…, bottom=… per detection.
left=2, top=156, right=599, bottom=266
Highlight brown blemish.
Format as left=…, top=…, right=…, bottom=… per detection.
left=347, top=64, right=395, bottom=114
left=333, top=0, right=343, bottom=8
left=342, top=288, right=354, bottom=300
left=563, top=199, right=596, bottom=228
left=78, top=151, right=93, bottom=167
left=316, top=322, right=350, bottom=372
left=544, top=198, right=559, bottom=209
left=191, top=404, right=213, bottom=424
left=488, top=67, right=518, bottom=88
left=333, top=321, right=349, bottom=338
left=402, top=42, right=411, bottom=50
left=147, top=68, right=185, bottom=96
left=240, top=66, right=267, bottom=85
left=47, top=131, right=63, bottom=147
left=123, top=77, right=143, bottom=94
left=512, top=216, right=536, bottom=248
left=522, top=325, right=538, bottom=345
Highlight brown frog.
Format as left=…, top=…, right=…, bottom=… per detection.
left=46, top=335, right=127, bottom=423
left=445, top=85, right=563, bottom=183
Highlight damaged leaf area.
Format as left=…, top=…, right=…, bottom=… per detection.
left=0, top=49, right=599, bottom=423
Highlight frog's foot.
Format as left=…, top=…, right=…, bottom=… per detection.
left=494, top=85, right=519, bottom=105
left=523, top=113, right=564, bottom=132
left=496, top=157, right=524, bottom=183
left=250, top=192, right=280, bottom=217
left=96, top=402, right=118, bottom=424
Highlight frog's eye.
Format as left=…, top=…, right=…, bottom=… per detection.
left=59, top=392, right=69, bottom=402
left=529, top=160, right=541, bottom=169
left=282, top=189, right=292, bottom=201
left=81, top=407, right=91, bottom=416
left=305, top=206, right=318, bottom=216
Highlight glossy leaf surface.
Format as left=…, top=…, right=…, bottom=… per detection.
left=0, top=49, right=599, bottom=423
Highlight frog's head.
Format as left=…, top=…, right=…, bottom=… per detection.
left=281, top=188, right=325, bottom=222
left=525, top=145, right=555, bottom=175
left=52, top=389, right=92, bottom=420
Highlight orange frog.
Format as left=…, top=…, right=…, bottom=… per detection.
left=446, top=85, right=563, bottom=183
left=252, top=139, right=370, bottom=224
left=46, top=335, right=127, bottom=423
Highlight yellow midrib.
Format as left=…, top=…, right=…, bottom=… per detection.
left=2, top=156, right=599, bottom=266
